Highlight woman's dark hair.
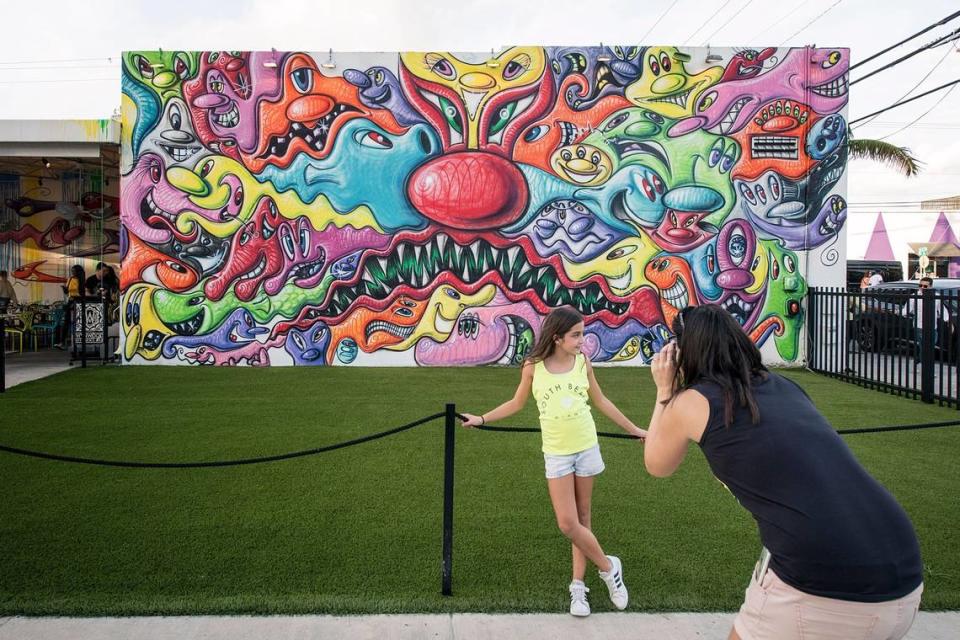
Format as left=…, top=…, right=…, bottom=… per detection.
left=666, top=304, right=768, bottom=426
left=70, top=265, right=85, bottom=280
left=525, top=306, right=583, bottom=364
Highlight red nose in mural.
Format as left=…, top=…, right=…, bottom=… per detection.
left=407, top=152, right=528, bottom=230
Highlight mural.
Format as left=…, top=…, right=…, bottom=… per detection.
left=119, top=46, right=849, bottom=366
left=1, top=176, right=120, bottom=306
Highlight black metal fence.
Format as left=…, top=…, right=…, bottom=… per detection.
left=808, top=287, right=960, bottom=407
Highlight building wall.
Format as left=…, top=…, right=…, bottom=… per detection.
left=119, top=47, right=849, bottom=366
left=1, top=173, right=120, bottom=304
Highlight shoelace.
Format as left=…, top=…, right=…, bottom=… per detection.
left=570, top=583, right=589, bottom=604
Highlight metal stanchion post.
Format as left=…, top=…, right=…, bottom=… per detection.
left=80, top=297, right=87, bottom=369
left=0, top=299, right=7, bottom=393
left=442, top=403, right=456, bottom=596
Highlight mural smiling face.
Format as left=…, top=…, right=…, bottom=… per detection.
left=399, top=47, right=555, bottom=229
left=625, top=47, right=722, bottom=119
left=183, top=51, right=283, bottom=161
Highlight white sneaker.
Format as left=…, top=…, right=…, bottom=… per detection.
left=569, top=580, right=590, bottom=617
left=599, top=555, right=628, bottom=610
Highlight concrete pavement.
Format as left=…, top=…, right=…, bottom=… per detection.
left=1, top=612, right=957, bottom=639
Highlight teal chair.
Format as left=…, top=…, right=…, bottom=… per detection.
left=33, top=307, right=66, bottom=348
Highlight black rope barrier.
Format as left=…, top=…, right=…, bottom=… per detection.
left=0, top=411, right=445, bottom=468
left=464, top=415, right=960, bottom=438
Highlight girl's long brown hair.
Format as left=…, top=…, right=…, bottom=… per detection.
left=525, top=306, right=583, bottom=364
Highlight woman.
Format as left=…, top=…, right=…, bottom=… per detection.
left=644, top=305, right=922, bottom=640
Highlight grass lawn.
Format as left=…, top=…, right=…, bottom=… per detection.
left=0, top=366, right=957, bottom=615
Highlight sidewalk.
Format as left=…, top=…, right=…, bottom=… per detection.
left=1, top=612, right=957, bottom=639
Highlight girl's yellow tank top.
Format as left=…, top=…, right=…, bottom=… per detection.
left=531, top=353, right=598, bottom=455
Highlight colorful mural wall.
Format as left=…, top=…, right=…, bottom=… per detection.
left=119, top=46, right=849, bottom=366
left=1, top=173, right=120, bottom=304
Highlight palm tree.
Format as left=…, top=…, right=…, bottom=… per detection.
left=848, top=137, right=922, bottom=177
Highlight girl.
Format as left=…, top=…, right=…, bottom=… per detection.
left=461, top=306, right=647, bottom=617
left=645, top=305, right=922, bottom=640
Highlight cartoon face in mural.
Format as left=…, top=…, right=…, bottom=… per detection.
left=561, top=231, right=661, bottom=296
left=673, top=48, right=849, bottom=137
left=204, top=196, right=288, bottom=302
left=119, top=48, right=848, bottom=366
left=415, top=294, right=540, bottom=366
left=242, top=53, right=404, bottom=174
left=714, top=219, right=767, bottom=327
left=139, top=97, right=207, bottom=166
left=162, top=307, right=269, bottom=360
left=720, top=48, right=777, bottom=83
left=505, top=197, right=624, bottom=261
left=256, top=118, right=439, bottom=232
left=122, top=284, right=174, bottom=361
left=737, top=170, right=848, bottom=250
left=123, top=51, right=199, bottom=105
left=582, top=107, right=739, bottom=250
left=183, top=51, right=283, bottom=161
left=806, top=114, right=846, bottom=161
left=283, top=321, right=331, bottom=365
left=550, top=143, right=614, bottom=186
left=399, top=48, right=554, bottom=229
left=751, top=239, right=807, bottom=360
left=548, top=46, right=644, bottom=111
left=513, top=74, right=631, bottom=172
left=343, top=66, right=424, bottom=127
left=625, top=47, right=722, bottom=119
left=123, top=232, right=200, bottom=292
left=120, top=152, right=199, bottom=245
left=582, top=319, right=668, bottom=363
left=732, top=100, right=818, bottom=181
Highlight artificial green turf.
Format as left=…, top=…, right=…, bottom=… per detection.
left=0, top=366, right=957, bottom=615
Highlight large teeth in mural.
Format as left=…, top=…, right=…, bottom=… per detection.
left=120, top=46, right=848, bottom=366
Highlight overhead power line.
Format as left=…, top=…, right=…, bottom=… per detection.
left=640, top=0, right=682, bottom=43
left=779, top=0, right=845, bottom=46
left=851, top=27, right=960, bottom=86
left=682, top=0, right=734, bottom=45
left=853, top=43, right=954, bottom=129
left=700, top=0, right=759, bottom=46
left=878, top=83, right=960, bottom=141
left=850, top=9, right=960, bottom=71
left=849, top=78, right=960, bottom=125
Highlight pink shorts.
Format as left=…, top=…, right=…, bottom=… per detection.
left=734, top=564, right=923, bottom=640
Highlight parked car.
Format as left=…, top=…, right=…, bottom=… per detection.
left=852, top=279, right=959, bottom=357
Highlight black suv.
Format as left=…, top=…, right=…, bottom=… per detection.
left=852, top=280, right=959, bottom=357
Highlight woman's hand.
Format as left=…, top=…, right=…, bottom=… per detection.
left=459, top=413, right=484, bottom=428
left=651, top=341, right=678, bottom=394
left=631, top=426, right=649, bottom=441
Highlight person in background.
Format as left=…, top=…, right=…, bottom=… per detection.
left=86, top=262, right=120, bottom=304
left=869, top=270, right=884, bottom=287
left=55, top=265, right=85, bottom=349
left=0, top=270, right=18, bottom=309
left=859, top=271, right=872, bottom=291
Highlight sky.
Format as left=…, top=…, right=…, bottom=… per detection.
left=0, top=0, right=958, bottom=257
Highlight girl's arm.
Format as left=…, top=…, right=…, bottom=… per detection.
left=644, top=342, right=709, bottom=477
left=585, top=359, right=647, bottom=439
left=461, top=362, right=534, bottom=427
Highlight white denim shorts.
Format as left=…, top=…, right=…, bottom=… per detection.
left=543, top=444, right=605, bottom=479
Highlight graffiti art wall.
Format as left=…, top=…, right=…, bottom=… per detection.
left=1, top=173, right=120, bottom=304
left=120, top=46, right=849, bottom=366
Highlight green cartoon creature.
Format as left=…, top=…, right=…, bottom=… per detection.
left=750, top=239, right=808, bottom=361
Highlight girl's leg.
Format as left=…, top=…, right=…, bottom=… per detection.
left=571, top=474, right=595, bottom=581
left=547, top=474, right=612, bottom=573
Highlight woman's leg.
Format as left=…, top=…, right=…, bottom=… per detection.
left=547, top=473, right=612, bottom=572
left=571, top=474, right=595, bottom=581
